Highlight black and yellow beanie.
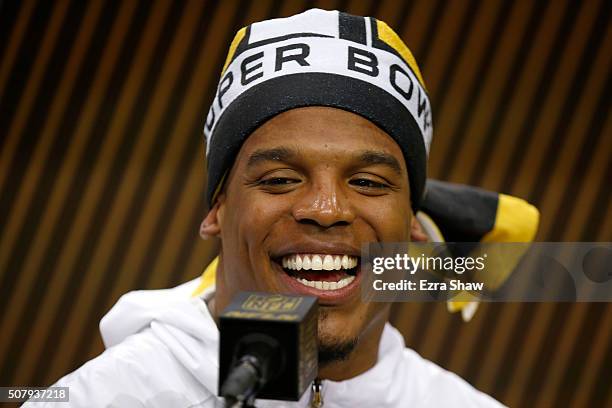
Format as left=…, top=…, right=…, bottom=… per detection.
left=204, top=8, right=432, bottom=209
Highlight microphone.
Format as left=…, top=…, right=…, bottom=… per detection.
left=218, top=292, right=318, bottom=406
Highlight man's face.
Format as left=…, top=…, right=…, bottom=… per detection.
left=212, top=106, right=412, bottom=360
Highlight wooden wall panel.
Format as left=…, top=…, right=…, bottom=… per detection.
left=0, top=1, right=610, bottom=406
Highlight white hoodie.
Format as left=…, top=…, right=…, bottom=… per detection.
left=24, top=275, right=504, bottom=407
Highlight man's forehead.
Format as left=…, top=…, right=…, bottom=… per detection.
left=248, top=106, right=385, bottom=135
left=244, top=145, right=404, bottom=175
left=238, top=106, right=405, bottom=157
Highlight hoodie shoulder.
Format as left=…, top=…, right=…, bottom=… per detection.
left=25, top=327, right=218, bottom=408
left=99, top=277, right=204, bottom=347
left=27, top=279, right=223, bottom=407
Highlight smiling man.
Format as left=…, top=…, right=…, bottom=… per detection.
left=195, top=8, right=501, bottom=406
left=28, top=9, right=504, bottom=408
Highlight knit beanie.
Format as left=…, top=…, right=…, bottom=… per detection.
left=204, top=8, right=432, bottom=209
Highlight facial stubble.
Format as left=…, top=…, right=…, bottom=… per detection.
left=317, top=307, right=359, bottom=366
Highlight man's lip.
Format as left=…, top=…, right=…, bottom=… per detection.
left=272, top=260, right=362, bottom=305
left=271, top=241, right=361, bottom=259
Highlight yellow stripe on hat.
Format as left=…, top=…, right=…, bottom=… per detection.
left=446, top=194, right=539, bottom=320
left=376, top=20, right=427, bottom=90
left=482, top=194, right=540, bottom=243
left=466, top=194, right=539, bottom=292
left=221, top=26, right=247, bottom=77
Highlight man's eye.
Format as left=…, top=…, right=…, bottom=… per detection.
left=349, top=178, right=389, bottom=189
left=259, top=177, right=299, bottom=186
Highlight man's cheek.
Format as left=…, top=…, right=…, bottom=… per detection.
left=360, top=213, right=410, bottom=241
left=377, top=208, right=412, bottom=239
left=254, top=198, right=292, bottom=218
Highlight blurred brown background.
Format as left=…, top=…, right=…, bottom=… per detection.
left=0, top=0, right=610, bottom=406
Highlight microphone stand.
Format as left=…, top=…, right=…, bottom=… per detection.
left=221, top=335, right=282, bottom=408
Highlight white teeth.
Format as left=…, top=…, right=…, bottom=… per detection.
left=323, top=255, right=334, bottom=270
left=334, top=256, right=341, bottom=270
left=281, top=253, right=359, bottom=290
left=294, top=275, right=355, bottom=290
left=281, top=254, right=358, bottom=271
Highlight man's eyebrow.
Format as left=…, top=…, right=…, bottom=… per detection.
left=247, top=147, right=296, bottom=167
left=357, top=150, right=403, bottom=174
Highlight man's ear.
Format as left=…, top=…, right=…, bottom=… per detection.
left=410, top=215, right=429, bottom=242
left=200, top=198, right=225, bottom=239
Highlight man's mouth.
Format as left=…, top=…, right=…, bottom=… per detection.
left=279, top=254, right=359, bottom=291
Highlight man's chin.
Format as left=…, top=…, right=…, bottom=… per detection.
left=318, top=337, right=358, bottom=366
left=317, top=309, right=360, bottom=366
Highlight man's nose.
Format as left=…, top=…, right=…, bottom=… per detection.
left=291, top=178, right=355, bottom=228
